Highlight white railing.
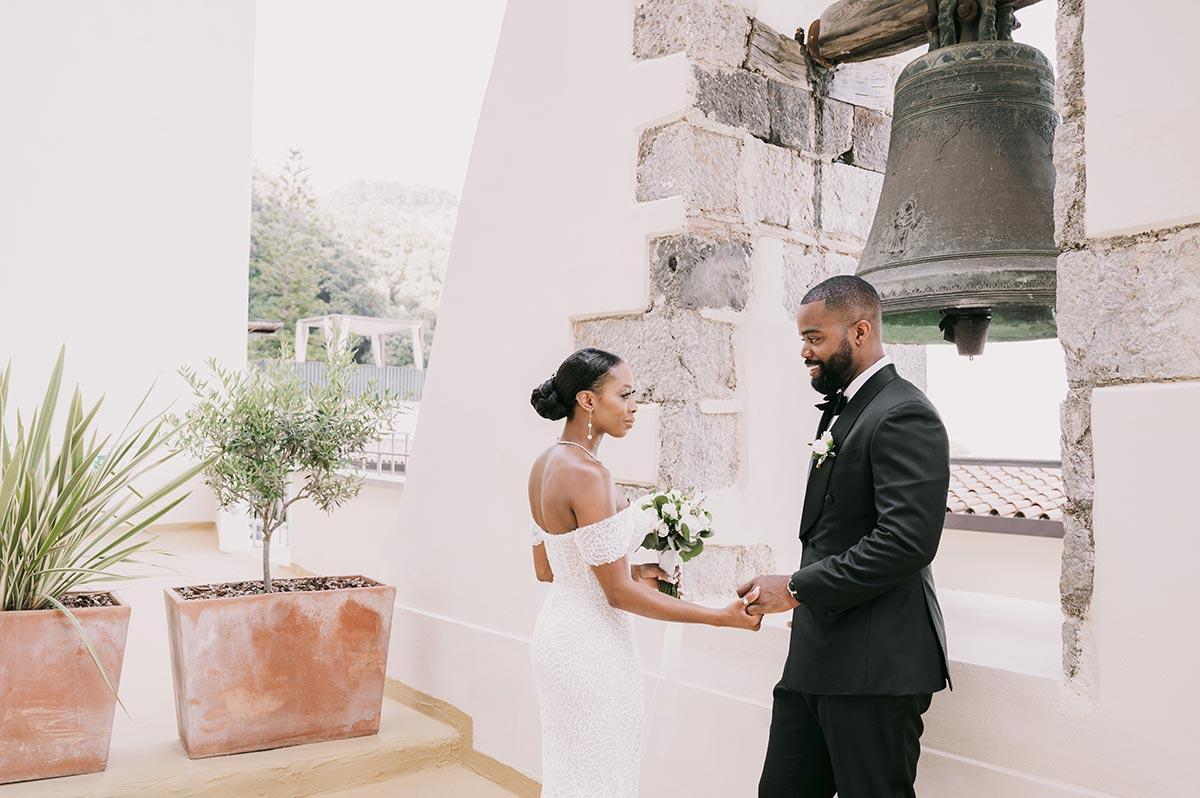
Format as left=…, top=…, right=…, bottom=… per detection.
left=252, top=361, right=426, bottom=401
left=348, top=432, right=412, bottom=481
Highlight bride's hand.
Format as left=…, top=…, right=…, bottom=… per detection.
left=721, top=586, right=763, bottom=630
left=632, top=563, right=677, bottom=589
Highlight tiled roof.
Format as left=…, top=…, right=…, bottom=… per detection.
left=947, top=461, right=1065, bottom=521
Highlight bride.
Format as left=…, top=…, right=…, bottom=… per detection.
left=527, top=347, right=761, bottom=798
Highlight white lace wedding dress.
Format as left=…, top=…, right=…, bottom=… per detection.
left=530, top=505, right=652, bottom=798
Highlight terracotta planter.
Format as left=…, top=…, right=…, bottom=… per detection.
left=164, top=577, right=395, bottom=758
left=0, top=594, right=131, bottom=784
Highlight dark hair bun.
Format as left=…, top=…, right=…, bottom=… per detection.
left=531, top=348, right=623, bottom=422
left=531, top=378, right=569, bottom=420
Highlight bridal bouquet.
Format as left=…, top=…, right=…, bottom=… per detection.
left=638, top=488, right=714, bottom=598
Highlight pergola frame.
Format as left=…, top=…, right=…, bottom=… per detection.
left=294, top=314, right=425, bottom=369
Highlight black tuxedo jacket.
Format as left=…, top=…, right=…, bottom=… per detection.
left=784, top=364, right=951, bottom=695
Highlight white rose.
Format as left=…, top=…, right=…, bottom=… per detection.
left=811, top=438, right=829, bottom=455
left=656, top=520, right=670, bottom=538
left=661, top=502, right=679, bottom=520
left=680, top=513, right=701, bottom=536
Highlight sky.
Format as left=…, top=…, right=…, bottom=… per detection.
left=252, top=0, right=507, bottom=196
left=252, top=0, right=1065, bottom=461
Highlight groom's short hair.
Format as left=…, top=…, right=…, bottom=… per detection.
left=801, top=275, right=882, bottom=324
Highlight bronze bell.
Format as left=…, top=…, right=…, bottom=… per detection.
left=855, top=11, right=1059, bottom=357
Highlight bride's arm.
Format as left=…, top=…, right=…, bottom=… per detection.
left=532, top=542, right=554, bottom=583
left=592, top=557, right=761, bottom=629
left=571, top=471, right=760, bottom=629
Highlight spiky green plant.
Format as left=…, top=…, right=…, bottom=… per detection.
left=172, top=347, right=399, bottom=592
left=0, top=349, right=207, bottom=694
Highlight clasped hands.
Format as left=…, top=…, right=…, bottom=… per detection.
left=736, top=574, right=799, bottom=616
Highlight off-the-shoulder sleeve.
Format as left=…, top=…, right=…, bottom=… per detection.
left=530, top=520, right=544, bottom=547
left=575, top=512, right=632, bottom=567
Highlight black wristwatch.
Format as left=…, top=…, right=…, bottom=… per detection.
left=786, top=574, right=802, bottom=605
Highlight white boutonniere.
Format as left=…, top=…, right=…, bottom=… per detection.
left=808, top=430, right=836, bottom=468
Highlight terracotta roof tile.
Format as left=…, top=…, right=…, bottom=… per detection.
left=947, top=461, right=1064, bottom=521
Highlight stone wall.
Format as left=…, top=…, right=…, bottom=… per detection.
left=577, top=0, right=925, bottom=596
left=1054, top=0, right=1200, bottom=690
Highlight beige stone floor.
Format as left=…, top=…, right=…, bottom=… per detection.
left=0, top=527, right=516, bottom=798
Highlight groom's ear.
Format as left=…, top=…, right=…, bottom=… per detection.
left=851, top=318, right=872, bottom=346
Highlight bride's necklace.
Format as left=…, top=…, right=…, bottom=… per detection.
left=556, top=438, right=602, bottom=464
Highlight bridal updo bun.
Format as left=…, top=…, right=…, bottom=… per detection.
left=530, top=378, right=569, bottom=420
left=531, top=348, right=623, bottom=421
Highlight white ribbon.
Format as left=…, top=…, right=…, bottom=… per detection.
left=646, top=622, right=684, bottom=758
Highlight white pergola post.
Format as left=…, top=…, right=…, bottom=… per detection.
left=295, top=322, right=310, bottom=363
left=371, top=334, right=385, bottom=367
left=411, top=323, right=425, bottom=370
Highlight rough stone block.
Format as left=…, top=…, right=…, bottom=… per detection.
left=1058, top=228, right=1200, bottom=384
left=738, top=137, right=816, bottom=233
left=820, top=163, right=884, bottom=243
left=781, top=243, right=823, bottom=319
left=1055, top=0, right=1086, bottom=122
left=1059, top=501, right=1094, bottom=620
left=692, top=65, right=770, bottom=139
left=781, top=245, right=862, bottom=319
left=574, top=311, right=736, bottom=403
left=1062, top=616, right=1088, bottom=681
left=658, top=403, right=739, bottom=489
left=680, top=543, right=775, bottom=600
left=1060, top=386, right=1094, bottom=502
left=821, top=248, right=860, bottom=277
left=827, top=55, right=906, bottom=114
left=851, top=106, right=890, bottom=173
left=766, top=80, right=815, bottom=153
left=633, top=0, right=752, bottom=68
left=885, top=344, right=928, bottom=393
left=1053, top=118, right=1087, bottom=251
left=638, top=122, right=741, bottom=216
left=650, top=234, right=752, bottom=312
left=818, top=98, right=855, bottom=159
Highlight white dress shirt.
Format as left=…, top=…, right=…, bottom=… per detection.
left=831, top=354, right=891, bottom=425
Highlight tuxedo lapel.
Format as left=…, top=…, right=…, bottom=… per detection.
left=799, top=365, right=900, bottom=538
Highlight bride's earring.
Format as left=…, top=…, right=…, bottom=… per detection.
left=587, top=409, right=593, bottom=441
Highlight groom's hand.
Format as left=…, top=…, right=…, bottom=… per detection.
left=736, top=575, right=799, bottom=616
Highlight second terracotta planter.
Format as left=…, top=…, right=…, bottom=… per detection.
left=164, top=577, right=396, bottom=758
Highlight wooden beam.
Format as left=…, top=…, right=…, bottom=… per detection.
left=808, top=0, right=1045, bottom=65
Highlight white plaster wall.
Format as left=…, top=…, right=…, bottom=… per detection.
left=362, top=0, right=692, bottom=778
left=936, top=527, right=1063, bottom=604
left=0, top=1, right=255, bottom=522
left=1085, top=2, right=1200, bottom=236
left=917, top=381, right=1200, bottom=798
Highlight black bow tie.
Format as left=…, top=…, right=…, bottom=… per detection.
left=815, top=391, right=848, bottom=415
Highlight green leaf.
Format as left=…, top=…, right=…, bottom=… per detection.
left=680, top=539, right=705, bottom=562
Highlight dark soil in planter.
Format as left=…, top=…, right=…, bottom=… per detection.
left=58, top=592, right=118, bottom=608
left=174, top=576, right=377, bottom=601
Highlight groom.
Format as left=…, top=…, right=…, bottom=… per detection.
left=739, top=275, right=951, bottom=798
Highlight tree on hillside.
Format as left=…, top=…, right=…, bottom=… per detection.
left=248, top=151, right=385, bottom=362
left=322, top=182, right=457, bottom=366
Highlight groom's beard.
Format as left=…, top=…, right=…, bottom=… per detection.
left=808, top=337, right=855, bottom=395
